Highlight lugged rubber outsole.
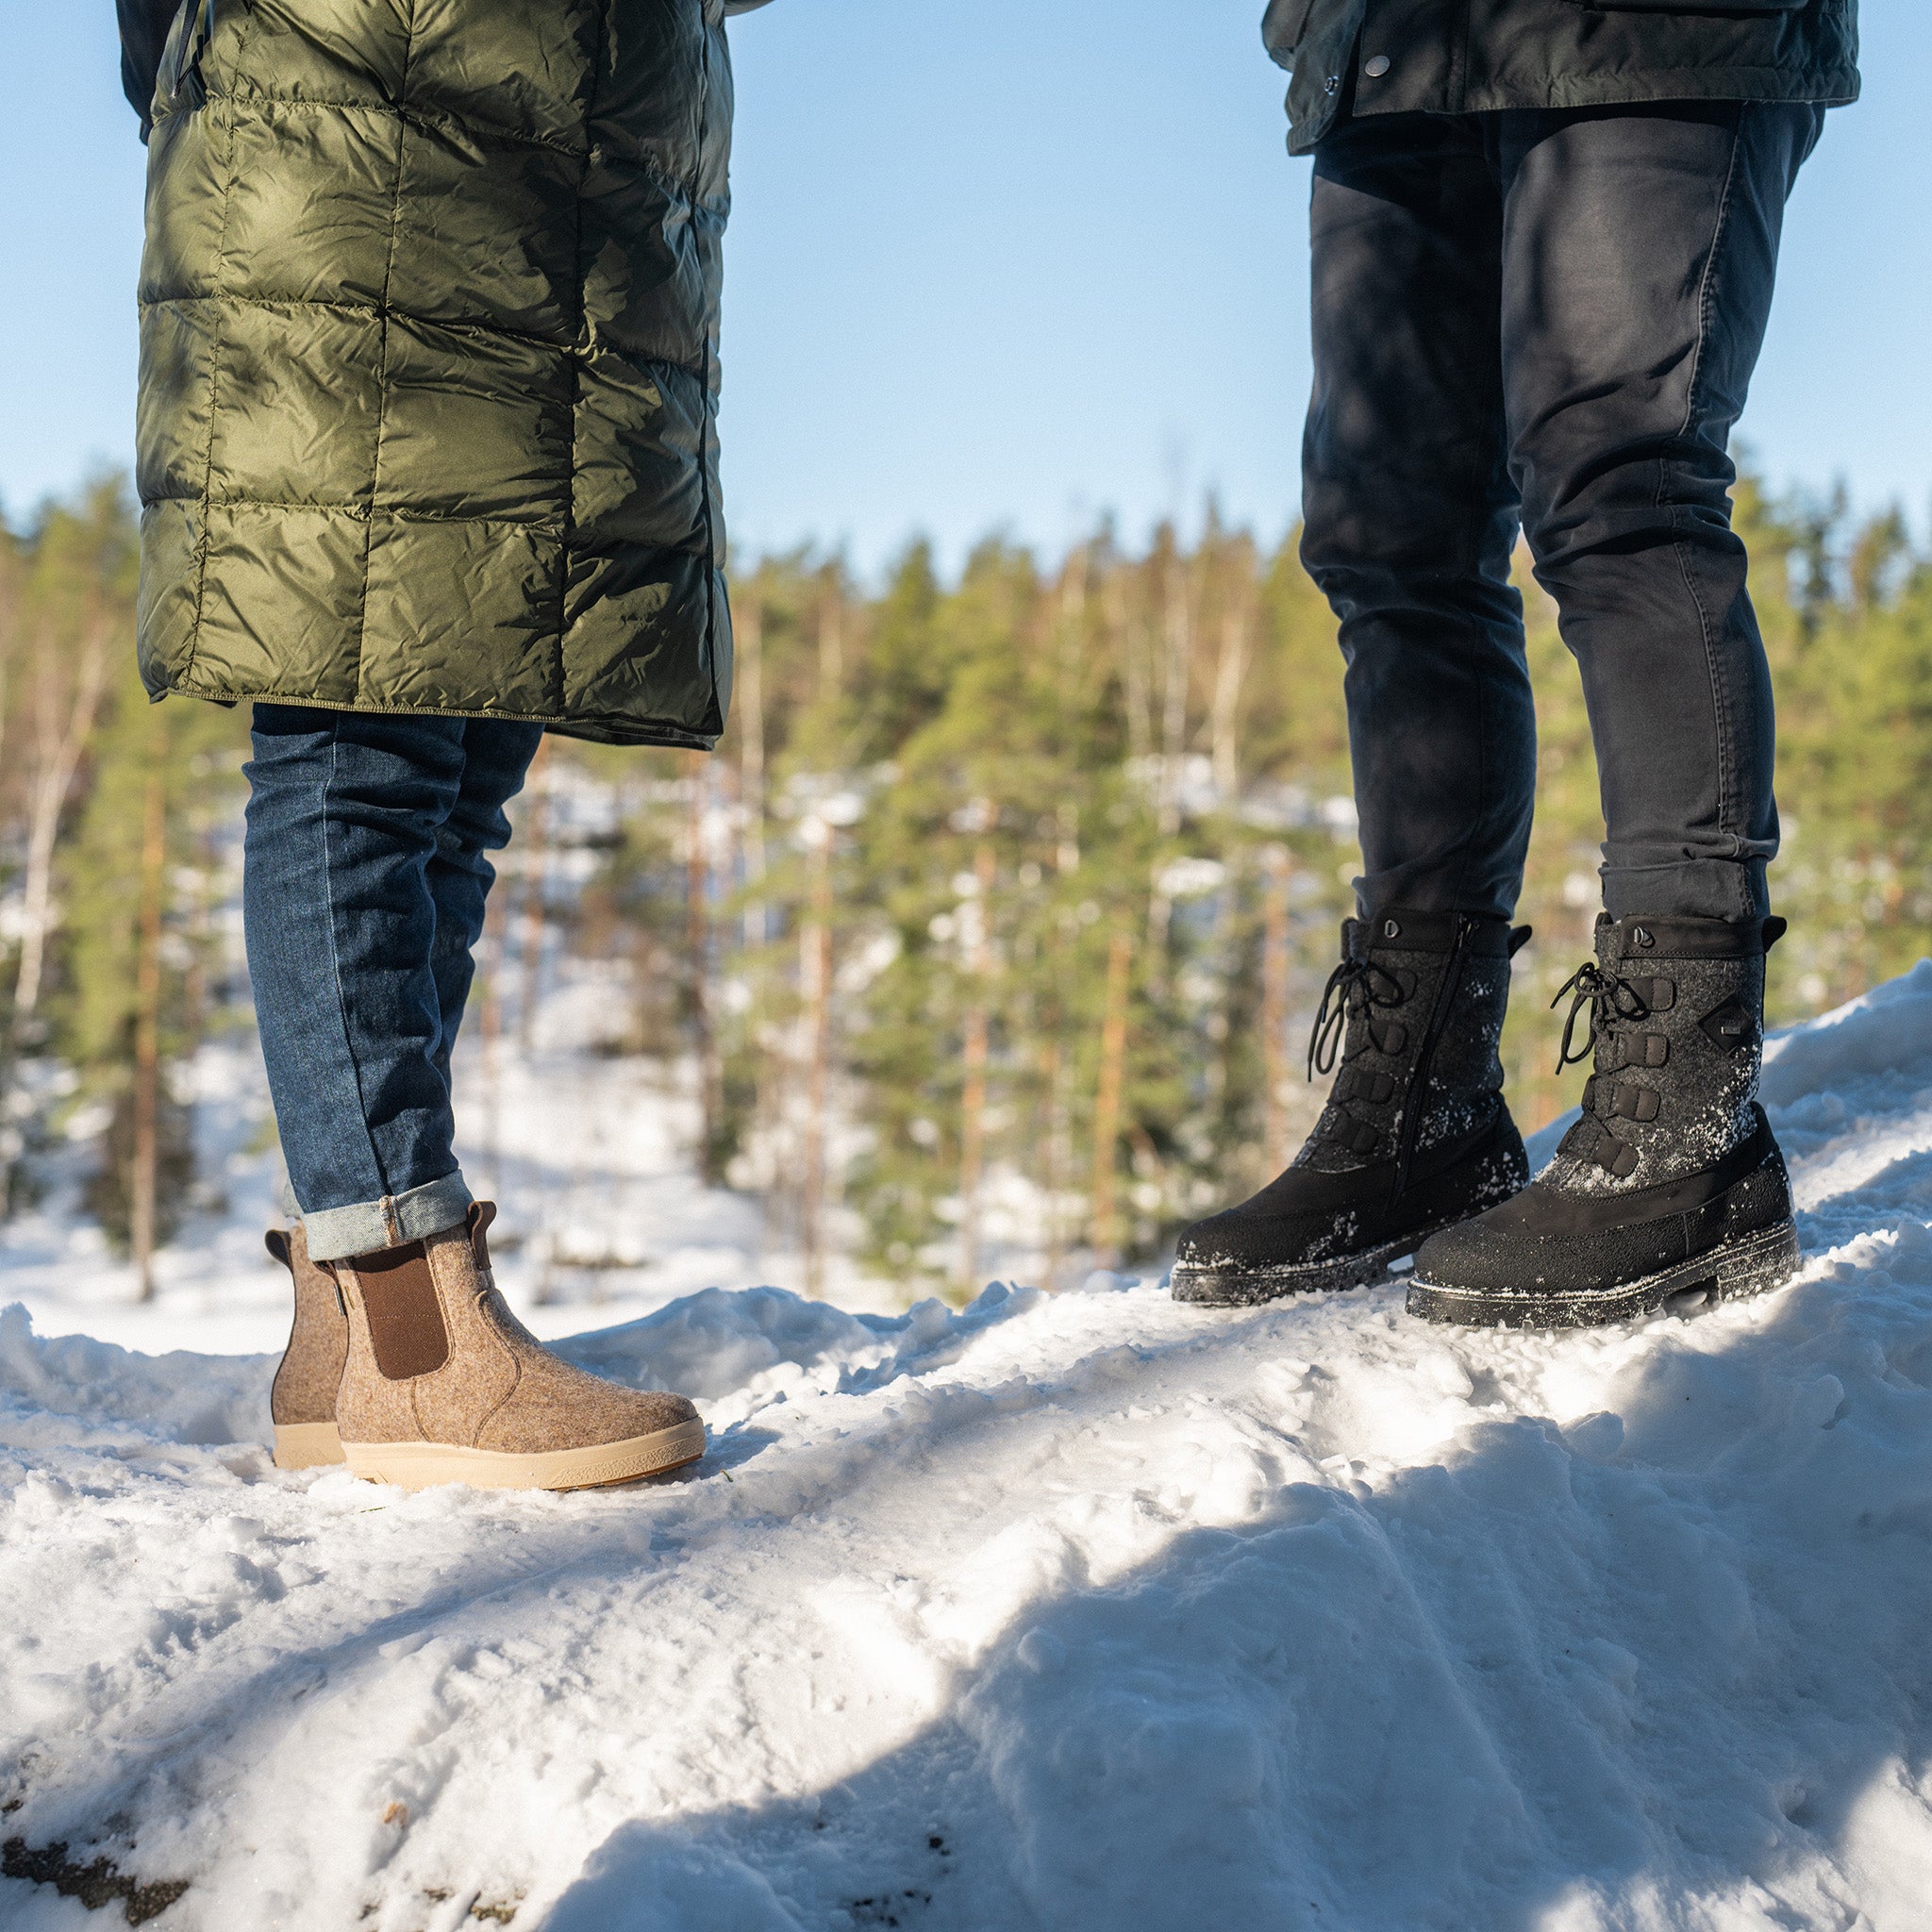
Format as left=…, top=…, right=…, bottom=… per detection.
left=273, top=1420, right=345, bottom=1470
left=1169, top=1209, right=1490, bottom=1307
left=1168, top=1116, right=1529, bottom=1309
left=1406, top=1218, right=1801, bottom=1330
left=1171, top=1233, right=1416, bottom=1306
left=341, top=1417, right=708, bottom=1492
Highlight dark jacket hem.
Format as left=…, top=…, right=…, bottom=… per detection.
left=1290, top=65, right=1860, bottom=152
left=144, top=680, right=722, bottom=752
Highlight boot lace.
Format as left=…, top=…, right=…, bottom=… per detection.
left=1550, top=960, right=1652, bottom=1072
left=1307, top=956, right=1407, bottom=1079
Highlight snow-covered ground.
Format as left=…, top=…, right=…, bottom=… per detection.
left=6, top=969, right=1932, bottom=1929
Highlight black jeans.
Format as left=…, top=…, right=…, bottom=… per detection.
left=1303, top=100, right=1824, bottom=924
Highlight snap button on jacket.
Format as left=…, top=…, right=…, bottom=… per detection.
left=136, top=0, right=737, bottom=748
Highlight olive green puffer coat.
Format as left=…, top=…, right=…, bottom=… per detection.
left=137, top=0, right=737, bottom=748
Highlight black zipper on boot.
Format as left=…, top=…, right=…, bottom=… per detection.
left=1390, top=914, right=1476, bottom=1205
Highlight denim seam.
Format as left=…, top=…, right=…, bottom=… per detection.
left=305, top=1174, right=471, bottom=1261
left=319, top=724, right=394, bottom=1205
left=1659, top=103, right=1749, bottom=921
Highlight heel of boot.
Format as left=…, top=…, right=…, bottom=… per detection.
left=1710, top=1219, right=1801, bottom=1306
left=273, top=1420, right=344, bottom=1469
left=1657, top=1220, right=1801, bottom=1317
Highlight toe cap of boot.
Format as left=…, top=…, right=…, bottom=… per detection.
left=476, top=1363, right=700, bottom=1457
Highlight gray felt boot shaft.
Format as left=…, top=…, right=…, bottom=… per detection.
left=1548, top=913, right=1777, bottom=1197
left=1296, top=909, right=1519, bottom=1177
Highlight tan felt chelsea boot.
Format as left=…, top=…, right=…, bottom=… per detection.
left=266, top=1221, right=349, bottom=1469
left=332, top=1204, right=705, bottom=1491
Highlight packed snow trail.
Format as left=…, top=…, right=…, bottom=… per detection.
left=7, top=974, right=1932, bottom=1930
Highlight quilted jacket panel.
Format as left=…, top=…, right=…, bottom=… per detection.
left=136, top=0, right=734, bottom=747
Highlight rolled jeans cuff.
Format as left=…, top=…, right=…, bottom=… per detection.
left=1600, top=855, right=1770, bottom=924
left=302, top=1172, right=474, bottom=1263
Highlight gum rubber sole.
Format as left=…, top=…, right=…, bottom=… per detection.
left=341, top=1417, right=708, bottom=1492
left=273, top=1420, right=345, bottom=1470
left=1406, top=1218, right=1801, bottom=1330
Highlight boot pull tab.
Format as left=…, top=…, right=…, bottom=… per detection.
left=467, top=1200, right=498, bottom=1271
left=1762, top=916, right=1789, bottom=954
left=1507, top=924, right=1533, bottom=958
left=264, top=1228, right=293, bottom=1273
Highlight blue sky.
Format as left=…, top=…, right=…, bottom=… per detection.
left=5, top=3, right=1924, bottom=575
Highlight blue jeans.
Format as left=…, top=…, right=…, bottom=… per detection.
left=242, top=706, right=545, bottom=1261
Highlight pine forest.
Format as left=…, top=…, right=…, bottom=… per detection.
left=3, top=472, right=1928, bottom=1297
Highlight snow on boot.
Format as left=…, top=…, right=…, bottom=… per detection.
left=1408, top=913, right=1798, bottom=1328
left=1171, top=909, right=1530, bottom=1305
left=266, top=1222, right=348, bottom=1469
left=332, top=1204, right=705, bottom=1491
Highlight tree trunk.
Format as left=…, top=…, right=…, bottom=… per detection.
left=12, top=614, right=109, bottom=1029
left=1262, top=844, right=1292, bottom=1175
left=1210, top=592, right=1251, bottom=806
left=957, top=841, right=995, bottom=1295
left=733, top=584, right=771, bottom=1259
left=1040, top=1032, right=1067, bottom=1290
left=181, top=821, right=213, bottom=1050
left=1057, top=544, right=1090, bottom=697
left=1158, top=548, right=1192, bottom=841
left=798, top=818, right=834, bottom=1296
left=130, top=711, right=169, bottom=1303
left=1041, top=803, right=1081, bottom=1289
left=687, top=750, right=724, bottom=1184
left=737, top=586, right=766, bottom=951
left=1090, top=924, right=1133, bottom=1267
left=819, top=572, right=844, bottom=700
left=1112, top=568, right=1149, bottom=768
left=1146, top=550, right=1193, bottom=975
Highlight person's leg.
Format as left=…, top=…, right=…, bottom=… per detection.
left=1173, top=112, right=1537, bottom=1307
left=1301, top=111, right=1539, bottom=924
left=422, top=722, right=545, bottom=1093
left=1498, top=100, right=1825, bottom=922
left=1407, top=103, right=1823, bottom=1329
left=243, top=707, right=538, bottom=1262
left=244, top=707, right=704, bottom=1491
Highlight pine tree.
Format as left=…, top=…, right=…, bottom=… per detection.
left=13, top=458, right=1923, bottom=1295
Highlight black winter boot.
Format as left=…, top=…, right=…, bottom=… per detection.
left=1408, top=913, right=1799, bottom=1328
left=1171, top=909, right=1530, bottom=1305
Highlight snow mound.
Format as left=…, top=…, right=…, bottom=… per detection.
left=6, top=980, right=1932, bottom=1929
left=1761, top=958, right=1932, bottom=1108
left=0, top=1305, right=270, bottom=1452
